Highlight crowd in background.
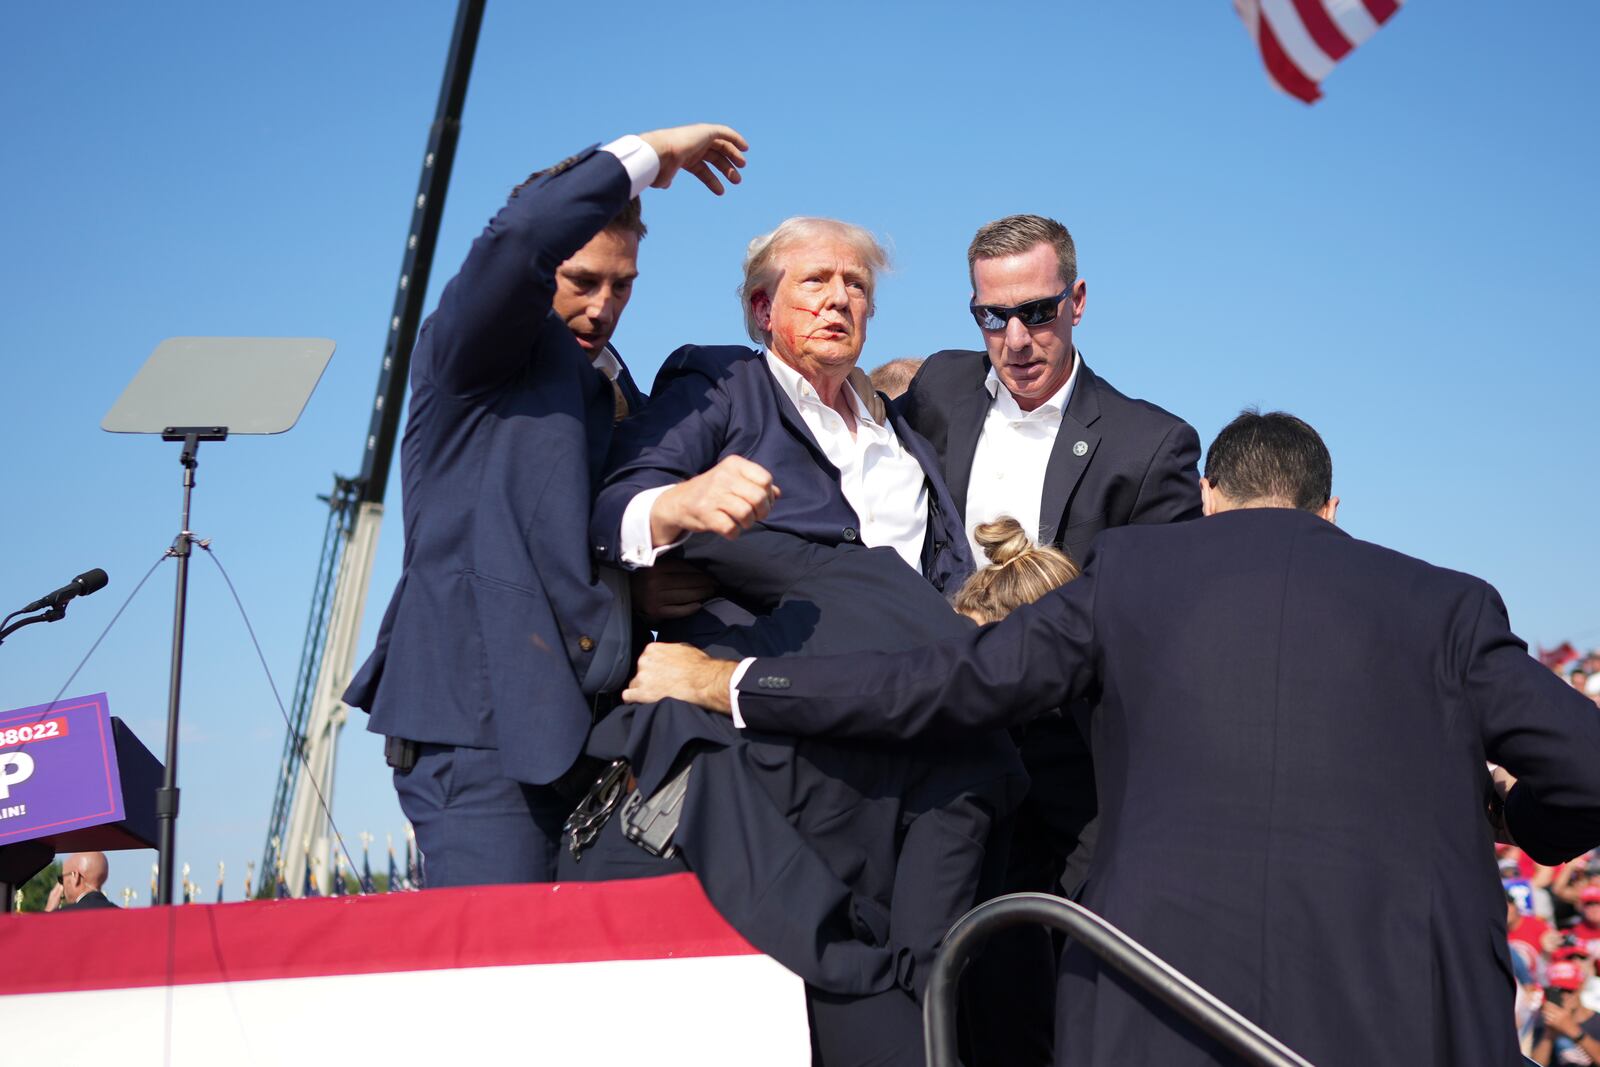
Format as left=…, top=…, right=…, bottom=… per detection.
left=1508, top=651, right=1600, bottom=1063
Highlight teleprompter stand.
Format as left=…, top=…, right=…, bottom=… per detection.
left=103, top=337, right=334, bottom=905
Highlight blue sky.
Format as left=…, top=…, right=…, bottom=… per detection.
left=2, top=2, right=1596, bottom=900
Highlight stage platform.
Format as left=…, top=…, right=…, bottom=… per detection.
left=0, top=872, right=810, bottom=1063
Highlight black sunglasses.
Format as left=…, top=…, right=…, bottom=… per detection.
left=969, top=287, right=1073, bottom=331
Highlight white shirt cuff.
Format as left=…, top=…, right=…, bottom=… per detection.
left=619, top=485, right=685, bottom=568
left=601, top=135, right=661, bottom=199
left=727, top=658, right=756, bottom=729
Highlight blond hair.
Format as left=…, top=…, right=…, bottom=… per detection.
left=952, top=517, right=1080, bottom=624
left=739, top=217, right=889, bottom=345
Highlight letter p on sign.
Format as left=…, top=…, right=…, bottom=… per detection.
left=0, top=752, right=35, bottom=799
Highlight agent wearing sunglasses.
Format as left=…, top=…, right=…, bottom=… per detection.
left=894, top=213, right=1203, bottom=1067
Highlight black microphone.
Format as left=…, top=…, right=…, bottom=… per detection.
left=22, top=569, right=109, bottom=613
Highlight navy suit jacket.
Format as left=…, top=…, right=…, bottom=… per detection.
left=900, top=349, right=1201, bottom=565
left=900, top=348, right=1202, bottom=894
left=732, top=508, right=1600, bottom=1066
left=345, top=146, right=634, bottom=785
left=583, top=531, right=1026, bottom=998
left=591, top=345, right=974, bottom=596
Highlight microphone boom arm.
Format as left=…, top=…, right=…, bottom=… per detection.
left=0, top=604, right=67, bottom=646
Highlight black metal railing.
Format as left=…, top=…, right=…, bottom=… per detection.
left=923, top=892, right=1316, bottom=1067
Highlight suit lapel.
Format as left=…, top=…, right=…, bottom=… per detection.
left=1038, top=358, right=1103, bottom=548
left=944, top=358, right=994, bottom=515
left=761, top=358, right=834, bottom=471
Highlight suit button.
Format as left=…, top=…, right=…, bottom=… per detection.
left=578, top=636, right=595, bottom=653
left=842, top=527, right=858, bottom=542
left=757, top=676, right=791, bottom=689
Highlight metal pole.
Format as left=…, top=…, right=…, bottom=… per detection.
left=155, top=434, right=202, bottom=907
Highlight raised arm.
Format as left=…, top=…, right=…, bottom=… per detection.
left=420, top=125, right=748, bottom=398
left=592, top=347, right=780, bottom=566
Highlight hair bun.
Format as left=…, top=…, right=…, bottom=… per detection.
left=973, top=517, right=1034, bottom=566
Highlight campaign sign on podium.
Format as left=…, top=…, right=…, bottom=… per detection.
left=0, top=694, right=125, bottom=845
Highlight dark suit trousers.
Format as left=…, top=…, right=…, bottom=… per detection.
left=394, top=743, right=573, bottom=886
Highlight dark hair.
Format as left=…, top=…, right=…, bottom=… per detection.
left=511, top=171, right=647, bottom=240
left=1204, top=409, right=1332, bottom=511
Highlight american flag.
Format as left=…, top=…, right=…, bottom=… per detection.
left=1234, top=0, right=1403, bottom=103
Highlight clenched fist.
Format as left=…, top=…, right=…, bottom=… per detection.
left=650, top=455, right=779, bottom=546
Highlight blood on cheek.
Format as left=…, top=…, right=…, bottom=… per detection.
left=788, top=303, right=842, bottom=343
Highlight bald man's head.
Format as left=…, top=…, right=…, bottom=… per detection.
left=62, top=852, right=109, bottom=902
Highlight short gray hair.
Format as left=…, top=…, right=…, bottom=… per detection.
left=967, top=214, right=1077, bottom=289
left=740, top=217, right=890, bottom=345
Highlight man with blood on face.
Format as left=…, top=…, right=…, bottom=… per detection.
left=592, top=216, right=970, bottom=601
left=581, top=220, right=979, bottom=1066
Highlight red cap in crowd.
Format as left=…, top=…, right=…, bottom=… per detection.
left=1549, top=960, right=1587, bottom=990
left=1581, top=885, right=1600, bottom=904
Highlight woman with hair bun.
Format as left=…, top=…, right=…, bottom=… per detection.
left=951, top=516, right=1083, bottom=1067
left=954, top=516, right=1081, bottom=624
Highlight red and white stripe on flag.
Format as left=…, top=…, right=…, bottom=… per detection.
left=0, top=874, right=811, bottom=1065
left=1234, top=0, right=1403, bottom=103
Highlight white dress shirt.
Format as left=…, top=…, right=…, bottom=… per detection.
left=762, top=353, right=929, bottom=571
left=601, top=134, right=660, bottom=199
left=619, top=353, right=930, bottom=572
left=962, top=351, right=1080, bottom=565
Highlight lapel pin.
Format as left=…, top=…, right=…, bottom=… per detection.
left=1073, top=440, right=1089, bottom=457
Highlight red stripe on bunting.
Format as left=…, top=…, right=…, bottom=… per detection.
left=1258, top=15, right=1323, bottom=103
left=1362, top=0, right=1401, bottom=24
left=1290, top=0, right=1354, bottom=60
left=0, top=874, right=758, bottom=996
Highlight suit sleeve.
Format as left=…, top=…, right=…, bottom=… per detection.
left=417, top=147, right=632, bottom=399
left=1468, top=583, right=1600, bottom=864
left=1129, top=419, right=1203, bottom=525
left=590, top=348, right=735, bottom=563
left=735, top=547, right=1104, bottom=741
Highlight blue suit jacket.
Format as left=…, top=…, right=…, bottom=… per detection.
left=581, top=531, right=1026, bottom=998
left=732, top=508, right=1600, bottom=1066
left=591, top=345, right=973, bottom=595
left=345, top=145, right=634, bottom=785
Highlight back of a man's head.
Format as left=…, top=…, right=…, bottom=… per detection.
left=1204, top=410, right=1332, bottom=512
left=868, top=357, right=922, bottom=400
left=63, top=851, right=109, bottom=902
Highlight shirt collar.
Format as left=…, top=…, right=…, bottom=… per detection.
left=984, top=347, right=1080, bottom=419
left=589, top=344, right=623, bottom=382
left=764, top=351, right=879, bottom=426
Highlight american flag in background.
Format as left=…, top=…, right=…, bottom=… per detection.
left=1235, top=0, right=1404, bottom=103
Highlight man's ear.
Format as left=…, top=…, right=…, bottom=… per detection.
left=1319, top=495, right=1340, bottom=525
left=751, top=290, right=772, bottom=332
left=1200, top=477, right=1218, bottom=517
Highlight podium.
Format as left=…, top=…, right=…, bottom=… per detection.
left=0, top=694, right=162, bottom=904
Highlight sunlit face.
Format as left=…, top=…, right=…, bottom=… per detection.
left=753, top=237, right=874, bottom=382
left=971, top=242, right=1086, bottom=413
left=553, top=228, right=639, bottom=354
